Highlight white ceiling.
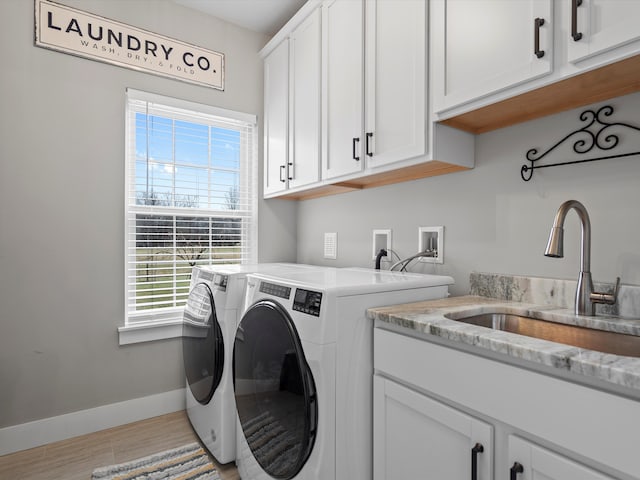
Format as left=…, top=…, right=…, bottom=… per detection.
left=174, top=0, right=307, bottom=36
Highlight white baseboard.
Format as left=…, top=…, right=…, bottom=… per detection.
left=0, top=388, right=186, bottom=456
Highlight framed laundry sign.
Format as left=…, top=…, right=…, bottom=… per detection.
left=34, top=0, right=225, bottom=90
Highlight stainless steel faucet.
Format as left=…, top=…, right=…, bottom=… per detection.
left=544, top=200, right=620, bottom=316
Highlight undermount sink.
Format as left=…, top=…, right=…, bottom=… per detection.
left=445, top=312, right=640, bottom=358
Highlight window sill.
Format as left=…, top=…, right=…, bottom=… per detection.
left=118, top=319, right=184, bottom=345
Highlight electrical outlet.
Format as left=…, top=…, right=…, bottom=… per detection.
left=418, top=226, right=444, bottom=264
left=372, top=229, right=392, bottom=260
left=324, top=232, right=337, bottom=259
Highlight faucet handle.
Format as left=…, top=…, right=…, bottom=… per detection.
left=590, top=277, right=620, bottom=306
left=612, top=276, right=621, bottom=298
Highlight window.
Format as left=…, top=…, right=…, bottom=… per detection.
left=124, top=89, right=257, bottom=328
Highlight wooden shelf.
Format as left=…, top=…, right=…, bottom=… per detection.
left=440, top=54, right=640, bottom=134
left=270, top=161, right=471, bottom=200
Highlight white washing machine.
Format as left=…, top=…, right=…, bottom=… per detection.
left=233, top=267, right=454, bottom=479
left=183, top=263, right=329, bottom=464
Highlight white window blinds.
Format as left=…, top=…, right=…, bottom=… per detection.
left=125, top=89, right=257, bottom=325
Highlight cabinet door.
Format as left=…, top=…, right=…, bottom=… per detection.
left=289, top=8, right=321, bottom=189
left=432, top=0, right=553, bottom=113
left=322, top=0, right=364, bottom=180
left=263, top=40, right=289, bottom=196
left=365, top=0, right=426, bottom=168
left=567, top=0, right=640, bottom=63
left=508, top=436, right=616, bottom=480
left=373, top=375, right=493, bottom=480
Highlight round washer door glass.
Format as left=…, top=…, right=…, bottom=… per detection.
left=182, top=282, right=224, bottom=405
left=234, top=300, right=317, bottom=480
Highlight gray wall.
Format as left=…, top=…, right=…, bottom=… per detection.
left=297, top=92, right=640, bottom=296
left=0, top=0, right=296, bottom=427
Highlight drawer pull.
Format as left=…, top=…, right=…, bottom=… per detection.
left=352, top=137, right=360, bottom=161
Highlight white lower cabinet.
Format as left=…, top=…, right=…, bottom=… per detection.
left=508, top=436, right=615, bottom=480
left=374, top=375, right=493, bottom=480
left=373, top=327, right=639, bottom=480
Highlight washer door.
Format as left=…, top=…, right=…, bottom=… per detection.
left=234, top=300, right=317, bottom=480
left=182, top=282, right=224, bottom=405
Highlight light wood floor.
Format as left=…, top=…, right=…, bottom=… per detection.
left=0, top=411, right=240, bottom=480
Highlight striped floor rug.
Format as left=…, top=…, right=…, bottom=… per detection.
left=241, top=411, right=300, bottom=477
left=91, top=442, right=220, bottom=480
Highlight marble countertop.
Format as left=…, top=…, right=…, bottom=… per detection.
left=367, top=295, right=640, bottom=393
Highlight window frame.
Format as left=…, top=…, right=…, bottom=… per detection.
left=119, top=89, right=258, bottom=345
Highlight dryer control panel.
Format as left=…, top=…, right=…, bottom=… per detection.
left=214, top=274, right=228, bottom=291
left=293, top=288, right=322, bottom=317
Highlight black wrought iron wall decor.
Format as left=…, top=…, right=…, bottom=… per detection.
left=521, top=105, right=640, bottom=181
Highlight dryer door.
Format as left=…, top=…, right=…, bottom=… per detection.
left=182, top=282, right=224, bottom=405
left=234, top=300, right=318, bottom=480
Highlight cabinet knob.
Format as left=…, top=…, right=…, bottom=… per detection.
left=510, top=462, right=524, bottom=480
left=471, top=443, right=484, bottom=480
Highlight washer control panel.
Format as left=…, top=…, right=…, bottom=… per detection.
left=259, top=281, right=291, bottom=299
left=293, top=288, right=322, bottom=317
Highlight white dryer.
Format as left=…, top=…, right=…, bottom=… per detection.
left=183, top=263, right=328, bottom=464
left=233, top=268, right=454, bottom=479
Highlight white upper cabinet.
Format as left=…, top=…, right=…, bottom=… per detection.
left=263, top=40, right=289, bottom=196
left=289, top=8, right=322, bottom=189
left=323, top=0, right=427, bottom=179
left=433, top=0, right=553, bottom=113
left=260, top=0, right=473, bottom=199
left=433, top=0, right=640, bottom=130
left=567, top=0, right=640, bottom=63
left=365, top=0, right=426, bottom=169
left=262, top=5, right=322, bottom=198
left=322, top=0, right=365, bottom=180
